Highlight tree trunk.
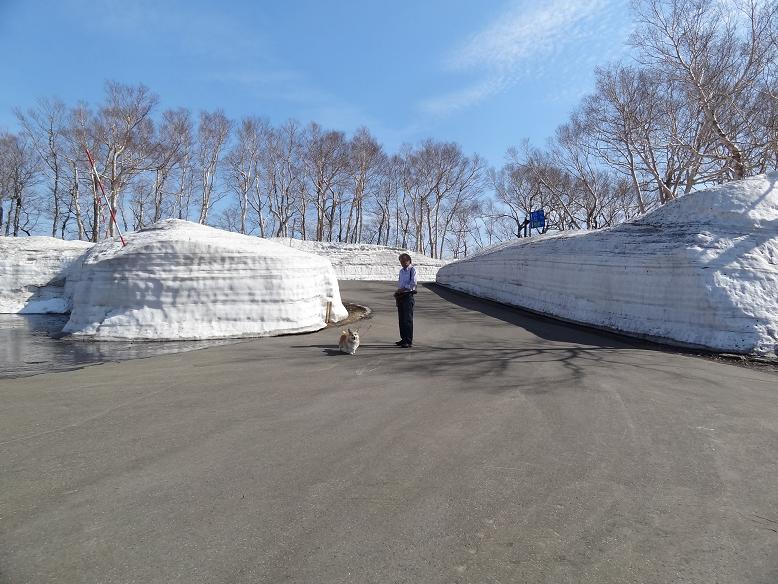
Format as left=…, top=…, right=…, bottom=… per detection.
left=108, top=152, right=119, bottom=237
left=51, top=168, right=60, bottom=237
left=71, top=164, right=85, bottom=240
left=12, top=195, right=22, bottom=236
left=92, top=177, right=101, bottom=243
left=153, top=169, right=163, bottom=223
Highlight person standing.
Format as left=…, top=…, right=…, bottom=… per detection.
left=394, top=253, right=417, bottom=348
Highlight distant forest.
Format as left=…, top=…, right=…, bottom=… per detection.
left=1, top=0, right=775, bottom=258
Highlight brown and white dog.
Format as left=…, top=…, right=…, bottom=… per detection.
left=338, top=328, right=360, bottom=355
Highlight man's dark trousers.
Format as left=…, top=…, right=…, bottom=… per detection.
left=397, top=293, right=415, bottom=345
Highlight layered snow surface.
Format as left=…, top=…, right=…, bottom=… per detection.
left=3, top=176, right=777, bottom=352
left=272, top=238, right=447, bottom=281
left=62, top=220, right=347, bottom=340
left=0, top=237, right=93, bottom=314
left=437, top=173, right=778, bottom=355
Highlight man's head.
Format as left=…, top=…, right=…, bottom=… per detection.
left=399, top=253, right=412, bottom=268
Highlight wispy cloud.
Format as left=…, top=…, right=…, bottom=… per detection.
left=420, top=0, right=624, bottom=116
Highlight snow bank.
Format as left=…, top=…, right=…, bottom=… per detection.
left=0, top=237, right=92, bottom=314
left=437, top=173, right=778, bottom=355
left=272, top=239, right=447, bottom=281
left=63, top=220, right=348, bottom=340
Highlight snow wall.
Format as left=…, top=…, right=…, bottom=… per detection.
left=272, top=238, right=447, bottom=281
left=436, top=173, right=778, bottom=355
left=0, top=237, right=93, bottom=314
left=63, top=220, right=348, bottom=340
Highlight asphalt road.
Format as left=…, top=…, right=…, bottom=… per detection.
left=1, top=281, right=777, bottom=584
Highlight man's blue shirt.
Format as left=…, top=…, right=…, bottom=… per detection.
left=398, top=265, right=417, bottom=291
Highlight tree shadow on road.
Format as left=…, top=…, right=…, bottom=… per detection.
left=423, top=283, right=778, bottom=374
left=424, top=283, right=666, bottom=351
left=290, top=340, right=708, bottom=395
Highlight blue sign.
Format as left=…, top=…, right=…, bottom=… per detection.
left=529, top=209, right=545, bottom=229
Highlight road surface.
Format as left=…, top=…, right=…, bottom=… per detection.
left=1, top=281, right=777, bottom=583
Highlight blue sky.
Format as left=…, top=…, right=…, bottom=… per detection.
left=0, top=0, right=634, bottom=168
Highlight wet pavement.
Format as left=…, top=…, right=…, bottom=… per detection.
left=0, top=314, right=240, bottom=379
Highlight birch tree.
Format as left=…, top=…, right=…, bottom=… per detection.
left=14, top=98, right=69, bottom=237
left=225, top=117, right=265, bottom=234
left=168, top=109, right=195, bottom=221
left=68, top=103, right=105, bottom=241
left=302, top=123, right=349, bottom=240
left=148, top=108, right=191, bottom=223
left=631, top=0, right=778, bottom=180
left=372, top=153, right=402, bottom=246
left=98, top=81, right=158, bottom=235
left=256, top=119, right=302, bottom=237
left=491, top=152, right=539, bottom=238
left=343, top=127, right=385, bottom=243
left=196, top=110, right=231, bottom=224
left=0, top=132, right=42, bottom=236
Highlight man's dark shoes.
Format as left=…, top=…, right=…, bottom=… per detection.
left=399, top=342, right=412, bottom=348
left=395, top=340, right=405, bottom=346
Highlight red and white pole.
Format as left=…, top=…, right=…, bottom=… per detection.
left=85, top=147, right=126, bottom=247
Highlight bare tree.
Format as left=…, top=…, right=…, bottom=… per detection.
left=473, top=197, right=504, bottom=247
left=225, top=117, right=265, bottom=234
left=14, top=98, right=70, bottom=237
left=256, top=119, right=303, bottom=237
left=5, top=81, right=518, bottom=256
left=146, top=108, right=192, bottom=224
left=631, top=0, right=778, bottom=179
left=372, top=153, right=402, bottom=246
left=0, top=132, right=42, bottom=236
left=429, top=149, right=485, bottom=258
left=302, top=122, right=350, bottom=240
left=97, top=81, right=159, bottom=235
left=491, top=150, right=539, bottom=237
left=553, top=116, right=623, bottom=229
left=522, top=146, right=581, bottom=231
left=67, top=102, right=103, bottom=241
left=168, top=109, right=195, bottom=221
left=393, top=140, right=486, bottom=257
left=196, top=110, right=232, bottom=224
left=446, top=199, right=483, bottom=258
left=343, top=127, right=386, bottom=243
left=585, top=65, right=659, bottom=210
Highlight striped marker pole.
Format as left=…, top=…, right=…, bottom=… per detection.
left=85, top=147, right=126, bottom=247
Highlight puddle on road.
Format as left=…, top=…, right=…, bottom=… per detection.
left=0, top=314, right=240, bottom=379
left=0, top=304, right=372, bottom=380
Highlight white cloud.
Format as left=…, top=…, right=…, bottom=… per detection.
left=420, top=0, right=624, bottom=116
left=419, top=77, right=508, bottom=117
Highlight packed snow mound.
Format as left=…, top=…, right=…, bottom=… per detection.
left=63, top=220, right=348, bottom=340
left=437, top=173, right=778, bottom=355
left=271, top=239, right=447, bottom=281
left=0, top=237, right=93, bottom=314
